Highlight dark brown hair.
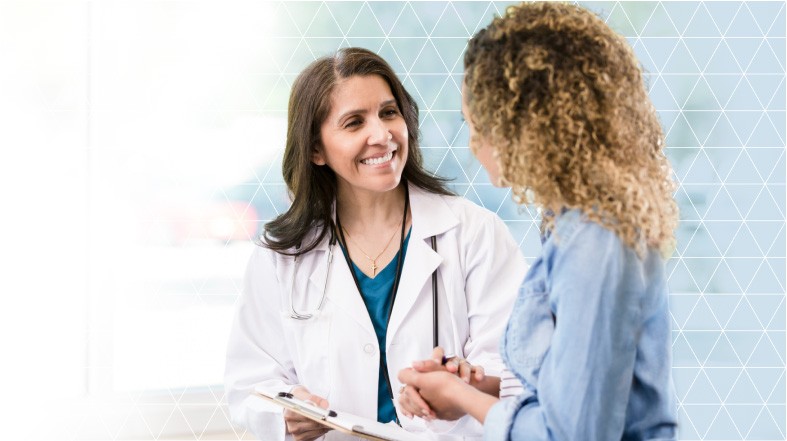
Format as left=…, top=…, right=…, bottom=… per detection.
left=263, top=47, right=452, bottom=255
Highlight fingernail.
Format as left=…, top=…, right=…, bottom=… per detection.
left=413, top=360, right=423, bottom=368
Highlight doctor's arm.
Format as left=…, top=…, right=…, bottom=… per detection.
left=224, top=247, right=319, bottom=441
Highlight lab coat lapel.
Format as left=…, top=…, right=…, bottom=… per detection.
left=386, top=185, right=458, bottom=347
left=307, top=235, right=377, bottom=340
left=387, top=238, right=441, bottom=344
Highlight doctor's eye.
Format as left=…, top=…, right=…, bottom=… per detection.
left=381, top=107, right=400, bottom=119
left=344, top=118, right=362, bottom=129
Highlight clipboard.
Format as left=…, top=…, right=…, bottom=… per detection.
left=254, top=388, right=428, bottom=441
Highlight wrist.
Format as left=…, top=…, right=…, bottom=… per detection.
left=452, top=381, right=498, bottom=423
left=450, top=379, right=479, bottom=410
left=470, top=375, right=501, bottom=397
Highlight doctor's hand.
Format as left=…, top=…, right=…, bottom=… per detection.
left=284, top=386, right=331, bottom=441
left=398, top=382, right=437, bottom=421
left=410, top=347, right=501, bottom=399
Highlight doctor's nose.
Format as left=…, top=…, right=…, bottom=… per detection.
left=367, top=119, right=393, bottom=146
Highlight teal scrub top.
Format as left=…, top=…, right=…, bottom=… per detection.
left=340, top=229, right=411, bottom=423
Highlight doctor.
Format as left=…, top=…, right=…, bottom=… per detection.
left=224, top=47, right=526, bottom=441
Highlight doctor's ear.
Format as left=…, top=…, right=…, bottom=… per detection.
left=311, top=143, right=327, bottom=166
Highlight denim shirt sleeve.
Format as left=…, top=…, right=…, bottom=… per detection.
left=487, top=221, right=644, bottom=441
left=484, top=392, right=535, bottom=440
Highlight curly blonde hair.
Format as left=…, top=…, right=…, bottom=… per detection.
left=464, top=1, right=678, bottom=256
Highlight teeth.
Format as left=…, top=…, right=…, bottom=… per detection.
left=361, top=151, right=393, bottom=165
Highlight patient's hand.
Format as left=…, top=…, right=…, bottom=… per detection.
left=398, top=347, right=489, bottom=421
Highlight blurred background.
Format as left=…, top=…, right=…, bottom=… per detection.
left=0, top=1, right=783, bottom=440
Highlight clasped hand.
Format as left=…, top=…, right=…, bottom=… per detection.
left=397, top=347, right=484, bottom=421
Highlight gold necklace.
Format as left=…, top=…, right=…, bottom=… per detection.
left=342, top=222, right=401, bottom=276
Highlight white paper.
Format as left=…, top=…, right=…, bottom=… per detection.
left=255, top=387, right=428, bottom=441
left=329, top=410, right=426, bottom=441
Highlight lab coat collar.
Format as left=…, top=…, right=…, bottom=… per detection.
left=306, top=182, right=459, bottom=251
left=307, top=183, right=460, bottom=340
left=385, top=184, right=460, bottom=345
left=407, top=184, right=459, bottom=240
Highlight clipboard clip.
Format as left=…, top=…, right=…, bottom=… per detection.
left=276, top=392, right=338, bottom=419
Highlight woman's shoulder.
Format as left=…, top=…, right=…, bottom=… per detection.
left=550, top=209, right=658, bottom=266
left=246, top=238, right=285, bottom=269
left=249, top=226, right=325, bottom=263
left=553, top=209, right=619, bottom=245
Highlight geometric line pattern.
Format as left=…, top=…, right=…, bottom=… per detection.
left=239, top=2, right=785, bottom=440
left=74, top=1, right=786, bottom=440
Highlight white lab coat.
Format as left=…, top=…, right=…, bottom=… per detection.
left=224, top=185, right=527, bottom=440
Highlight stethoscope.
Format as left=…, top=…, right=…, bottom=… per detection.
left=288, top=235, right=336, bottom=321
left=287, top=230, right=440, bottom=348
left=287, top=213, right=440, bottom=427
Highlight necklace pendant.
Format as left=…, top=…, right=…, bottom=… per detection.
left=371, top=262, right=378, bottom=276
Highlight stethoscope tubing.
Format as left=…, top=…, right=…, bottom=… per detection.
left=288, top=240, right=335, bottom=320
left=286, top=232, right=440, bottom=427
left=288, top=236, right=438, bottom=343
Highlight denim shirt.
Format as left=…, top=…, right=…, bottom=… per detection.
left=485, top=210, right=678, bottom=441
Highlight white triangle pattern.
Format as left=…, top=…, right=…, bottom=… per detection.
left=82, top=1, right=786, bottom=440
left=587, top=1, right=787, bottom=440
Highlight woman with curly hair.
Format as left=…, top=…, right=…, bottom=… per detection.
left=398, top=3, right=679, bottom=440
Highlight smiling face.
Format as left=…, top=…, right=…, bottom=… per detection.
left=314, top=75, right=409, bottom=197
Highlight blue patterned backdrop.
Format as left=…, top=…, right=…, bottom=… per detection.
left=241, top=2, right=786, bottom=439
left=0, top=0, right=782, bottom=439
left=42, top=1, right=781, bottom=439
